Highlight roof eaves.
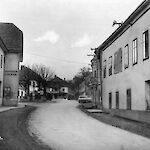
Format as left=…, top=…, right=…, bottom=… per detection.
left=0, top=37, right=8, bottom=53
left=98, top=0, right=150, bottom=51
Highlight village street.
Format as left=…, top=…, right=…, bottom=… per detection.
left=28, top=99, right=150, bottom=150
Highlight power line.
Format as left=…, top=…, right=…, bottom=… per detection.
left=27, top=52, right=89, bottom=65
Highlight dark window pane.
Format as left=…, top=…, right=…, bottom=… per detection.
left=127, top=89, right=131, bottom=110
left=116, top=91, right=119, bottom=109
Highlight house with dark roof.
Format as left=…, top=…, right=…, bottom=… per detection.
left=46, top=75, right=74, bottom=99
left=19, top=65, right=43, bottom=101
left=0, top=23, right=23, bottom=106
left=93, top=0, right=150, bottom=123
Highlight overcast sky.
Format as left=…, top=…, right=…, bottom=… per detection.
left=0, top=0, right=144, bottom=79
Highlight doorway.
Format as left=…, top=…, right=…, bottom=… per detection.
left=116, top=91, right=119, bottom=109
left=145, top=80, right=150, bottom=110
left=109, top=92, right=112, bottom=109
left=127, top=89, right=131, bottom=110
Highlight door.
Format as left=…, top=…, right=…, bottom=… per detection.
left=145, top=81, right=150, bottom=110
left=116, top=91, right=119, bottom=109
left=109, top=92, right=112, bottom=109
left=127, top=89, right=131, bottom=110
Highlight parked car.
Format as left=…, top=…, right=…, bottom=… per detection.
left=78, top=96, right=93, bottom=108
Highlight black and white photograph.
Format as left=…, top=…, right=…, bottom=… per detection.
left=0, top=0, right=150, bottom=150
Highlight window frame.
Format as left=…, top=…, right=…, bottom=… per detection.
left=103, top=60, right=106, bottom=78
left=124, top=44, right=129, bottom=69
left=132, top=38, right=138, bottom=65
left=0, top=55, right=3, bottom=69
left=108, top=56, right=112, bottom=76
left=142, top=30, right=149, bottom=60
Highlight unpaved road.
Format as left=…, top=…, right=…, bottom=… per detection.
left=1, top=100, right=150, bottom=150
left=29, top=99, right=150, bottom=150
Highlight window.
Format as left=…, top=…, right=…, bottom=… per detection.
left=132, top=38, right=138, bottom=64
left=124, top=44, right=129, bottom=69
left=127, top=89, right=131, bottom=110
left=109, top=92, right=112, bottom=109
left=114, top=48, right=122, bottom=74
left=116, top=91, right=119, bottom=109
left=0, top=55, right=2, bottom=68
left=103, top=60, right=106, bottom=78
left=109, top=56, right=112, bottom=76
left=143, top=30, right=149, bottom=60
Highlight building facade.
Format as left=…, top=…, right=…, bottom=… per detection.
left=0, top=23, right=23, bottom=106
left=91, top=50, right=102, bottom=108
left=19, top=65, right=43, bottom=101
left=46, top=76, right=75, bottom=100
left=91, top=55, right=100, bottom=107
left=92, top=0, right=150, bottom=122
left=0, top=44, right=5, bottom=105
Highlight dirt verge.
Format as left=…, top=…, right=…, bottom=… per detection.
left=0, top=106, right=53, bottom=150
left=78, top=106, right=150, bottom=138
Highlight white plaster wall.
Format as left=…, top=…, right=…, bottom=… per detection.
left=102, top=9, right=150, bottom=111
left=4, top=53, right=19, bottom=100
left=0, top=47, right=4, bottom=105
left=4, top=75, right=18, bottom=99
left=60, top=87, right=68, bottom=93
left=5, top=53, right=19, bottom=71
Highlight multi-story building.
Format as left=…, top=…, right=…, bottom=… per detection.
left=91, top=54, right=99, bottom=107
left=91, top=50, right=102, bottom=108
left=0, top=23, right=23, bottom=106
left=94, top=0, right=150, bottom=123
left=46, top=75, right=75, bottom=100
left=19, top=65, right=42, bottom=100
left=0, top=38, right=6, bottom=105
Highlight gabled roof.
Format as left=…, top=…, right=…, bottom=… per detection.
left=0, top=37, right=7, bottom=53
left=19, top=65, right=43, bottom=84
left=98, top=0, right=150, bottom=51
left=47, top=75, right=69, bottom=88
left=0, top=23, right=23, bottom=61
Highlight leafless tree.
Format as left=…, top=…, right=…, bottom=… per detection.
left=30, top=64, right=55, bottom=95
left=72, top=67, right=92, bottom=98
left=31, top=64, right=55, bottom=81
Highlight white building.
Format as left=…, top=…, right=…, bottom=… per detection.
left=93, top=0, right=150, bottom=123
left=0, top=23, right=23, bottom=106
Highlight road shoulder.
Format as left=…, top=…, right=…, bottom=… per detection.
left=79, top=106, right=150, bottom=138
left=0, top=106, right=53, bottom=150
